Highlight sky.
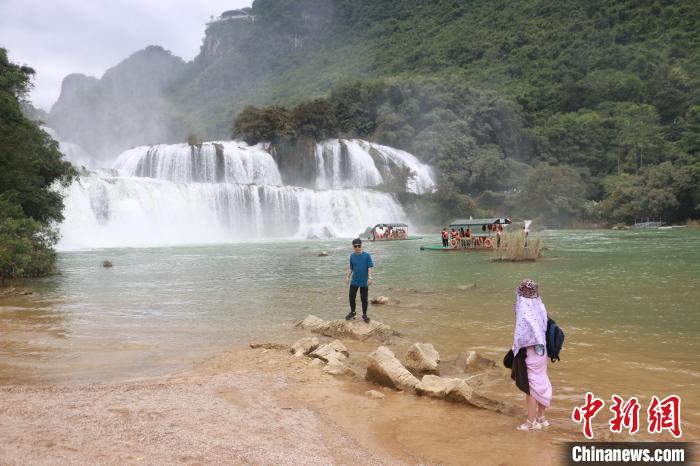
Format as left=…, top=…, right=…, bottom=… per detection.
left=0, top=0, right=252, bottom=111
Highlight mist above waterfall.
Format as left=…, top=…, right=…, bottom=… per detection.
left=58, top=139, right=434, bottom=249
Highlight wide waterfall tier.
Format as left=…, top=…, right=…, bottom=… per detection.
left=58, top=173, right=406, bottom=249
left=57, top=138, right=432, bottom=249
left=111, top=139, right=435, bottom=193
left=314, top=139, right=435, bottom=194
left=113, top=142, right=283, bottom=185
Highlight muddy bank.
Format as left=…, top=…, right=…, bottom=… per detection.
left=0, top=345, right=570, bottom=465
left=0, top=349, right=384, bottom=465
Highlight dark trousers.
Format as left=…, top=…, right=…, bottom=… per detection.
left=349, top=285, right=368, bottom=315
left=442, top=237, right=448, bottom=247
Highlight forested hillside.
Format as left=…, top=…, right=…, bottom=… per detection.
left=52, top=0, right=700, bottom=226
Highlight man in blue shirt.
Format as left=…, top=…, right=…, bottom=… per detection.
left=345, top=238, right=374, bottom=323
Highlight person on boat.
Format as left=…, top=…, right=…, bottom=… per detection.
left=465, top=227, right=472, bottom=247
left=496, top=228, right=502, bottom=248
left=345, top=238, right=374, bottom=323
left=441, top=228, right=449, bottom=248
left=511, top=279, right=552, bottom=431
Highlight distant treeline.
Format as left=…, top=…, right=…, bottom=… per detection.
left=216, top=0, right=700, bottom=226
left=234, top=75, right=699, bottom=226
left=0, top=49, right=76, bottom=281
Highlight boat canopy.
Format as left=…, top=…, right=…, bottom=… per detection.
left=373, top=223, right=408, bottom=228
left=449, top=218, right=511, bottom=228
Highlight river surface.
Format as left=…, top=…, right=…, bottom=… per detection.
left=1, top=229, right=699, bottom=438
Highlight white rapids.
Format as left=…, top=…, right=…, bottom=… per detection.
left=57, top=139, right=435, bottom=249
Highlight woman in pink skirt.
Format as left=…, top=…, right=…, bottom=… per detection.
left=512, top=278, right=552, bottom=431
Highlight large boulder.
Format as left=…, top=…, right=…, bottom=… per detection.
left=404, top=343, right=440, bottom=375
left=366, top=346, right=419, bottom=391
left=290, top=337, right=320, bottom=357
left=296, top=315, right=393, bottom=342
left=455, top=350, right=497, bottom=372
left=416, top=375, right=505, bottom=412
left=309, top=340, right=349, bottom=363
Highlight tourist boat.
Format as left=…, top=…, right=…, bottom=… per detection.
left=364, top=223, right=422, bottom=241
left=420, top=218, right=512, bottom=251
left=632, top=217, right=665, bottom=228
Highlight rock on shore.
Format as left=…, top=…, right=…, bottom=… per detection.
left=416, top=375, right=504, bottom=412
left=454, top=351, right=496, bottom=372
left=404, top=343, right=440, bottom=375
left=290, top=337, right=320, bottom=357
left=365, top=346, right=419, bottom=391
left=296, top=315, right=393, bottom=342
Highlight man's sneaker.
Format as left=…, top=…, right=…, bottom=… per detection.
left=362, top=315, right=370, bottom=323
left=345, top=312, right=356, bottom=321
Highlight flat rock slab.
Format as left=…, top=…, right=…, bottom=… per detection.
left=365, top=346, right=419, bottom=392
left=296, top=315, right=393, bottom=342
left=309, top=340, right=349, bottom=363
left=416, top=375, right=505, bottom=412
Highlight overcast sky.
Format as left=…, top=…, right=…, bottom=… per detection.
left=0, top=0, right=252, bottom=111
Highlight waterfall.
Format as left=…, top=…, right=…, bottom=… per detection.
left=58, top=139, right=431, bottom=249
left=113, top=142, right=282, bottom=185
left=314, top=139, right=435, bottom=194
left=43, top=126, right=95, bottom=169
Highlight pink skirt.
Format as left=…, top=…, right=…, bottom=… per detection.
left=526, top=346, right=552, bottom=407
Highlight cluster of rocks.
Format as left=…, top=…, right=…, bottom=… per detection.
left=290, top=337, right=352, bottom=376
left=288, top=315, right=506, bottom=413
left=365, top=344, right=504, bottom=412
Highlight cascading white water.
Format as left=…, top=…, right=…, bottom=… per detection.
left=43, top=126, right=95, bottom=168
left=58, top=139, right=432, bottom=249
left=314, top=139, right=435, bottom=194
left=113, top=142, right=282, bottom=185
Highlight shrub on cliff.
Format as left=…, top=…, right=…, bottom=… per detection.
left=232, top=105, right=291, bottom=144
left=288, top=99, right=337, bottom=140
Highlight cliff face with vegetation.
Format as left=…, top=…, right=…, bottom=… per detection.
left=49, top=0, right=700, bottom=225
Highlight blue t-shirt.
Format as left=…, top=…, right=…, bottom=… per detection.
left=349, top=251, right=374, bottom=287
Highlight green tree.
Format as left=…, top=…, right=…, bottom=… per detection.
left=600, top=174, right=643, bottom=224
left=232, top=105, right=291, bottom=144
left=519, top=163, right=587, bottom=227
left=0, top=48, right=76, bottom=280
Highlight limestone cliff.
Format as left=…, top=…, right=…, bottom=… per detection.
left=48, top=46, right=187, bottom=160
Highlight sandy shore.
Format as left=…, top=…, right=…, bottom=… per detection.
left=0, top=344, right=569, bottom=465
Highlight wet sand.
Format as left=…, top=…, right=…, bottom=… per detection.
left=0, top=346, right=566, bottom=465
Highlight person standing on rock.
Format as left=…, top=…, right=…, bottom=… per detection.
left=512, top=278, right=552, bottom=431
left=345, top=238, right=374, bottom=323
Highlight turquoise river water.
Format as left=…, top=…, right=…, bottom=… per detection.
left=1, top=228, right=698, bottom=439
